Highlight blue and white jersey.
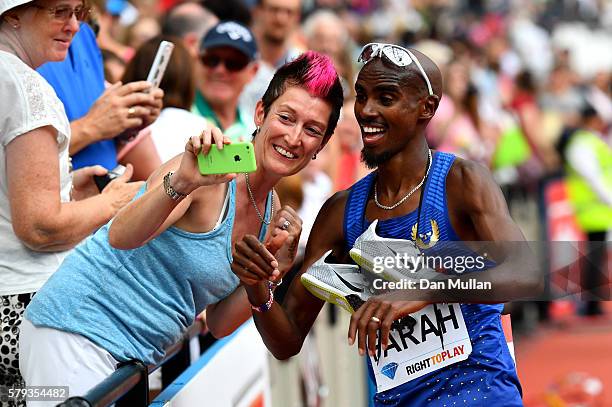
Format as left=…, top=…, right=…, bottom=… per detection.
left=344, top=152, right=522, bottom=406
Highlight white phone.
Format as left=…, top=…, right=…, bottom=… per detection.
left=146, top=40, right=175, bottom=88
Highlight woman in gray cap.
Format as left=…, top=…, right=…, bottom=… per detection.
left=0, top=0, right=141, bottom=395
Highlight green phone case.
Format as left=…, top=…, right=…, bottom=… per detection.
left=197, top=142, right=257, bottom=175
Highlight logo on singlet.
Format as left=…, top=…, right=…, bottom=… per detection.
left=411, top=219, right=440, bottom=249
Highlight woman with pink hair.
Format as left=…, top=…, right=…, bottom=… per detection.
left=21, top=51, right=344, bottom=401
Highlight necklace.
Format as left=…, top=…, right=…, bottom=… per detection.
left=374, top=149, right=432, bottom=210
left=244, top=173, right=274, bottom=225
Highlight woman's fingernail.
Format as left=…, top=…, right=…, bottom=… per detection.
left=271, top=261, right=278, bottom=268
left=348, top=338, right=354, bottom=346
left=359, top=348, right=364, bottom=356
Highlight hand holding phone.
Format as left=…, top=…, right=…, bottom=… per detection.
left=146, top=40, right=174, bottom=89
left=197, top=142, right=257, bottom=175
left=94, top=165, right=127, bottom=192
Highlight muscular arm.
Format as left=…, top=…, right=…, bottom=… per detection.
left=243, top=191, right=349, bottom=359
left=390, top=159, right=543, bottom=303
left=418, top=159, right=542, bottom=302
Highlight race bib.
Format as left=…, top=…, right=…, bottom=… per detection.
left=369, top=303, right=472, bottom=393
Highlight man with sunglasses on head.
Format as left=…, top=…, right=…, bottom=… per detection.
left=192, top=21, right=259, bottom=141
left=234, top=43, right=529, bottom=406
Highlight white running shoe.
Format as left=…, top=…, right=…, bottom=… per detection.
left=349, top=220, right=439, bottom=282
left=301, top=250, right=372, bottom=313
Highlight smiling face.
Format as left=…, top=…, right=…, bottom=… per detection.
left=5, top=0, right=82, bottom=67
left=354, top=59, right=429, bottom=168
left=254, top=86, right=332, bottom=177
left=198, top=46, right=257, bottom=109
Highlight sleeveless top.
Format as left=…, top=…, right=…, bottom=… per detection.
left=26, top=180, right=272, bottom=365
left=344, top=152, right=522, bottom=406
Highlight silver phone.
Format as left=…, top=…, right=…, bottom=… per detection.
left=146, top=40, right=175, bottom=88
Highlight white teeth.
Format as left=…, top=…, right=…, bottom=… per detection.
left=274, top=145, right=296, bottom=159
left=363, top=126, right=385, bottom=134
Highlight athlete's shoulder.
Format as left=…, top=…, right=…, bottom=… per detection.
left=447, top=156, right=496, bottom=194
left=318, top=189, right=350, bottom=219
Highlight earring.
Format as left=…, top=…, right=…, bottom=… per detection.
left=13, top=24, right=19, bottom=29
left=312, top=153, right=317, bottom=160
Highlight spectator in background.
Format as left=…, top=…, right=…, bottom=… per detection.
left=125, top=15, right=160, bottom=50
left=122, top=35, right=206, bottom=163
left=101, top=48, right=126, bottom=82
left=302, top=9, right=355, bottom=96
left=427, top=59, right=493, bottom=164
left=37, top=20, right=164, bottom=177
left=193, top=21, right=259, bottom=141
left=540, top=63, right=584, bottom=128
left=240, top=0, right=302, bottom=119
left=562, top=105, right=612, bottom=316
left=0, top=0, right=142, bottom=394
left=161, top=1, right=218, bottom=58
left=327, top=99, right=368, bottom=191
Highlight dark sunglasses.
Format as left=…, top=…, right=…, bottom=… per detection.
left=199, top=54, right=250, bottom=72
left=31, top=4, right=90, bottom=22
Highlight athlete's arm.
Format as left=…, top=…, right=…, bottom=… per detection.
left=232, top=191, right=348, bottom=359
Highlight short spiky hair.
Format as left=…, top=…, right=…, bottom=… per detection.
left=260, top=51, right=343, bottom=139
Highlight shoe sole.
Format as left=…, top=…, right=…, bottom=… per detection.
left=300, top=273, right=363, bottom=314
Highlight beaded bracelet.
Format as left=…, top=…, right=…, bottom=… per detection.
left=250, top=281, right=275, bottom=313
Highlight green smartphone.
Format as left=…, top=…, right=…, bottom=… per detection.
left=197, top=142, right=257, bottom=175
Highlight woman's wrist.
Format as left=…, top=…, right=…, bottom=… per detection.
left=167, top=171, right=194, bottom=197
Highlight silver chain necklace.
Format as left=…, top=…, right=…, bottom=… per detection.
left=374, top=149, right=432, bottom=210
left=244, top=173, right=274, bottom=225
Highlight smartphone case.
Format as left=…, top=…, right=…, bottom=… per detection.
left=197, top=142, right=257, bottom=175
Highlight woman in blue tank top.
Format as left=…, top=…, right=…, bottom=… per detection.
left=20, top=51, right=344, bottom=399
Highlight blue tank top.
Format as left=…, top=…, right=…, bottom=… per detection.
left=344, top=152, right=522, bottom=406
left=26, top=180, right=272, bottom=365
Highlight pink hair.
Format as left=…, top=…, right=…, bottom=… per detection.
left=300, top=51, right=338, bottom=98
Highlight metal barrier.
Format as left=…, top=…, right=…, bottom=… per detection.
left=57, top=321, right=204, bottom=407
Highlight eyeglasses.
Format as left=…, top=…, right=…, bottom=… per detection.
left=31, top=3, right=90, bottom=22
left=358, top=43, right=433, bottom=96
left=199, top=54, right=250, bottom=72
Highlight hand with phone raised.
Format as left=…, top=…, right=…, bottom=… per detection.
left=70, top=81, right=163, bottom=152
left=169, top=126, right=238, bottom=197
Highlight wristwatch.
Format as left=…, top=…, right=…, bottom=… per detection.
left=163, top=171, right=188, bottom=200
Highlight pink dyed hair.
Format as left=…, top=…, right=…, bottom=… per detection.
left=260, top=50, right=344, bottom=137
left=300, top=51, right=339, bottom=99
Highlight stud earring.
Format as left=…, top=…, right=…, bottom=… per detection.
left=312, top=153, right=317, bottom=160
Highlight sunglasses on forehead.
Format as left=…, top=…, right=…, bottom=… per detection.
left=358, top=43, right=434, bottom=96
left=199, top=54, right=250, bottom=72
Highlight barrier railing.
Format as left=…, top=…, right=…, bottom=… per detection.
left=57, top=321, right=204, bottom=407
